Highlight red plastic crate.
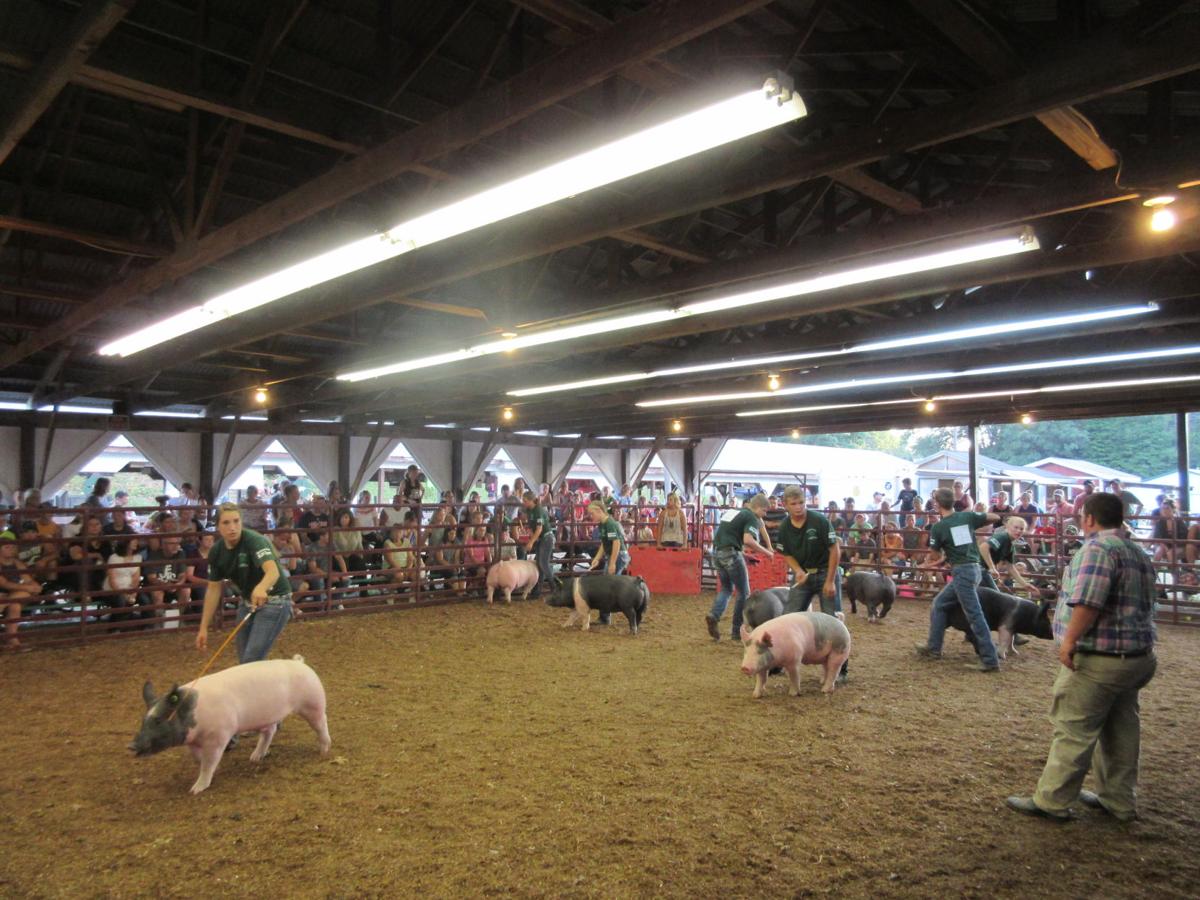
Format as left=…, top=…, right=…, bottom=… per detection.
left=628, top=547, right=703, bottom=594
left=746, top=552, right=790, bottom=592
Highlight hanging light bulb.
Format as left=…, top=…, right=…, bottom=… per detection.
left=767, top=373, right=781, bottom=391
left=1149, top=207, right=1177, bottom=232
left=502, top=406, right=514, bottom=421
left=253, top=387, right=268, bottom=404
left=671, top=419, right=683, bottom=432
left=1020, top=413, right=1034, bottom=425
left=923, top=400, right=936, bottom=412
left=790, top=428, right=800, bottom=439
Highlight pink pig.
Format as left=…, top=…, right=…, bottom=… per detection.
left=485, top=559, right=541, bottom=604
left=739, top=612, right=851, bottom=698
left=130, top=655, right=331, bottom=794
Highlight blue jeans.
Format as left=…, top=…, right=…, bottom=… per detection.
left=927, top=564, right=999, bottom=668
left=709, top=549, right=750, bottom=639
left=786, top=568, right=847, bottom=677
left=785, top=568, right=843, bottom=616
left=535, top=533, right=556, bottom=589
left=235, top=596, right=292, bottom=663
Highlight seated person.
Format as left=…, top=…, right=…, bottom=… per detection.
left=498, top=527, right=518, bottom=561
left=463, top=525, right=491, bottom=587
left=103, top=536, right=143, bottom=618
left=1152, top=499, right=1189, bottom=562
left=384, top=515, right=420, bottom=593
left=67, top=516, right=111, bottom=600
left=0, top=530, right=40, bottom=650
left=303, top=529, right=339, bottom=601
left=880, top=522, right=905, bottom=576
left=143, top=535, right=193, bottom=612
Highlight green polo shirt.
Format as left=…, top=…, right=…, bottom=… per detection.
left=986, top=529, right=1016, bottom=565
left=207, top=527, right=290, bottom=600
left=929, top=511, right=990, bottom=566
left=528, top=504, right=552, bottom=541
left=714, top=507, right=762, bottom=552
left=777, top=510, right=837, bottom=570
left=598, top=516, right=624, bottom=556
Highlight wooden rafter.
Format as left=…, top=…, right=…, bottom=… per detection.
left=0, top=0, right=776, bottom=371
left=0, top=0, right=135, bottom=167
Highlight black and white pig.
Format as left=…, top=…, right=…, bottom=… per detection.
left=948, top=587, right=1054, bottom=660
left=546, top=574, right=649, bottom=634
left=844, top=571, right=896, bottom=622
left=743, top=587, right=788, bottom=629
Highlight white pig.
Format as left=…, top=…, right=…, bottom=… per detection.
left=485, top=559, right=541, bottom=604
left=740, top=612, right=851, bottom=699
left=130, top=655, right=331, bottom=794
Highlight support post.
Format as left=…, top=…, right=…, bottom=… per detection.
left=19, top=423, right=35, bottom=490
left=1177, top=411, right=1191, bottom=513
left=619, top=449, right=629, bottom=488
left=683, top=443, right=695, bottom=500
left=451, top=439, right=463, bottom=501
left=541, top=445, right=552, bottom=486
left=199, top=430, right=214, bottom=502
left=337, top=429, right=351, bottom=499
left=966, top=423, right=980, bottom=505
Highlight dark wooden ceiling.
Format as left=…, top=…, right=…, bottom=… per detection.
left=1, top=0, right=1198, bottom=444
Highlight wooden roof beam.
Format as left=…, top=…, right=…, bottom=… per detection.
left=0, top=213, right=168, bottom=257
left=0, top=0, right=774, bottom=372
left=0, top=0, right=134, bottom=167
left=904, top=0, right=1118, bottom=170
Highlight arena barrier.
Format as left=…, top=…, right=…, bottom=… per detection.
left=3, top=498, right=1195, bottom=651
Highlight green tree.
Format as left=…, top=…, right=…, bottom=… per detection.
left=982, top=420, right=1089, bottom=466
left=908, top=427, right=961, bottom=460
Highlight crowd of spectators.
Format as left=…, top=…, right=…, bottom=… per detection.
left=2, top=469, right=1196, bottom=649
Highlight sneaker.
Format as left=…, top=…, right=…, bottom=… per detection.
left=1005, top=795, right=1070, bottom=822
left=965, top=663, right=1001, bottom=673
left=1078, top=790, right=1136, bottom=822
left=914, top=644, right=942, bottom=659
left=704, top=614, right=720, bottom=641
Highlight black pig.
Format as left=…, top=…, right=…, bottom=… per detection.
left=547, top=574, right=649, bottom=634
left=949, top=587, right=1054, bottom=659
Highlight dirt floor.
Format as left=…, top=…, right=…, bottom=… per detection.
left=2, top=594, right=1198, bottom=899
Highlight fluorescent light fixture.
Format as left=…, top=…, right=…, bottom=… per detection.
left=424, top=423, right=457, bottom=429
left=344, top=226, right=1043, bottom=384
left=221, top=414, right=268, bottom=421
left=37, top=404, right=114, bottom=414
left=100, top=81, right=806, bottom=358
left=739, top=398, right=917, bottom=417
left=677, top=228, right=1038, bottom=317
left=737, top=373, right=1200, bottom=418
left=647, top=344, right=1200, bottom=408
left=300, top=417, right=342, bottom=423
left=509, top=300, right=1151, bottom=397
left=596, top=435, right=627, bottom=439
left=134, top=410, right=205, bottom=419
left=553, top=433, right=581, bottom=438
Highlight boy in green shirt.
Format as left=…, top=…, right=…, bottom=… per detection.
left=197, top=502, right=292, bottom=663
left=705, top=493, right=774, bottom=641
left=916, top=487, right=1003, bottom=671
left=521, top=490, right=556, bottom=597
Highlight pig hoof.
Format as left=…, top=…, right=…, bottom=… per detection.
left=752, top=691, right=763, bottom=699
left=250, top=749, right=269, bottom=763
left=189, top=782, right=209, bottom=795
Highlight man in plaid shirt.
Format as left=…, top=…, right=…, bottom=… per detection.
left=1006, top=493, right=1157, bottom=822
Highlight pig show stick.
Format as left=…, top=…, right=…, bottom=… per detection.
left=195, top=607, right=258, bottom=681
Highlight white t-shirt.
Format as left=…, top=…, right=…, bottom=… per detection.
left=105, top=553, right=142, bottom=591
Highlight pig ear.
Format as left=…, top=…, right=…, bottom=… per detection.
left=759, top=632, right=773, bottom=648
left=739, top=624, right=752, bottom=641
left=142, top=681, right=156, bottom=709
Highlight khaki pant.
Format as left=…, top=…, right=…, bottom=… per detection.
left=1034, top=651, right=1157, bottom=818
